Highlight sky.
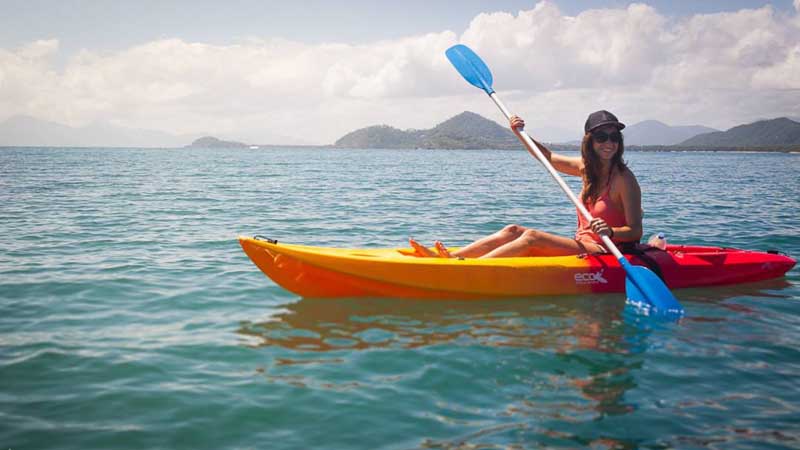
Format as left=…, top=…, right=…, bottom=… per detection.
left=1, top=0, right=799, bottom=144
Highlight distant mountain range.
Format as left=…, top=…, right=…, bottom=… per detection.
left=679, top=117, right=800, bottom=147
left=624, top=120, right=718, bottom=146
left=335, top=112, right=800, bottom=151
left=335, top=112, right=720, bottom=149
left=0, top=115, right=309, bottom=148
left=3, top=113, right=799, bottom=150
left=335, top=111, right=520, bottom=149
left=0, top=115, right=194, bottom=148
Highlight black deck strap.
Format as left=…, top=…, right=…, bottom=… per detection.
left=253, top=235, right=278, bottom=244
left=619, top=242, right=666, bottom=282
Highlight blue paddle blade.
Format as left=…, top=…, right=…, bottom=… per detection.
left=445, top=44, right=495, bottom=95
left=624, top=264, right=684, bottom=317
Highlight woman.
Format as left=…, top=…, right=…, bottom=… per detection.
left=410, top=110, right=643, bottom=258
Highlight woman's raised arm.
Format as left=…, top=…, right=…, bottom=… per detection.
left=509, top=115, right=582, bottom=176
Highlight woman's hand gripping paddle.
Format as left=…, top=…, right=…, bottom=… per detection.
left=445, top=44, right=684, bottom=317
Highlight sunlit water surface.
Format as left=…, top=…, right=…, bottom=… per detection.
left=1, top=147, right=799, bottom=449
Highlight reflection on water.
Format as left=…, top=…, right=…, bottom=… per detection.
left=239, top=295, right=634, bottom=353
left=238, top=279, right=792, bottom=353
left=675, top=278, right=793, bottom=322
left=239, top=295, right=648, bottom=427
left=236, top=279, right=795, bottom=446
left=679, top=279, right=793, bottom=303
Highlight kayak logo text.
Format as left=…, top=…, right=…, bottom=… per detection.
left=574, top=269, right=608, bottom=285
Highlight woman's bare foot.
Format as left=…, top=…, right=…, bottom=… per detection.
left=409, top=238, right=438, bottom=257
left=435, top=241, right=454, bottom=258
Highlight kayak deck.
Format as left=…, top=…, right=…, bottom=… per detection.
left=239, top=236, right=796, bottom=299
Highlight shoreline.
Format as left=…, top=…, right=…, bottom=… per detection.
left=2, top=144, right=798, bottom=153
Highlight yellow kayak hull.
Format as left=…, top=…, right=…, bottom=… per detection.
left=239, top=237, right=609, bottom=299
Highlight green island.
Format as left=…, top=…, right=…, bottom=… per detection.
left=333, top=112, right=800, bottom=153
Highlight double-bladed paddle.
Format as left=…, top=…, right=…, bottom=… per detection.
left=445, top=44, right=684, bottom=316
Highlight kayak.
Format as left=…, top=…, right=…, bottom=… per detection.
left=239, top=236, right=796, bottom=299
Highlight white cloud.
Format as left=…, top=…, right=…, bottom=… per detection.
left=1, top=2, right=799, bottom=144
left=751, top=45, right=800, bottom=89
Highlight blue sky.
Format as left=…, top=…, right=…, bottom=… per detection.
left=1, top=0, right=799, bottom=144
left=3, top=0, right=797, bottom=51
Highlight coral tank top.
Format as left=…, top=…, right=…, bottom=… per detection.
left=575, top=171, right=628, bottom=244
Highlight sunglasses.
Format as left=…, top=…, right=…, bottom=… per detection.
left=592, top=130, right=622, bottom=143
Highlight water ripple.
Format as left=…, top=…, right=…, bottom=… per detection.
left=1, top=147, right=798, bottom=449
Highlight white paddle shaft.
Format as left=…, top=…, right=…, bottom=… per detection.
left=489, top=93, right=624, bottom=260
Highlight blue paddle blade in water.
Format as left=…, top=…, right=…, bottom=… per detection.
left=624, top=264, right=684, bottom=317
left=445, top=45, right=495, bottom=95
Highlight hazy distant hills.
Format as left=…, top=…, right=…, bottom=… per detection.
left=624, top=120, right=718, bottom=146
left=335, top=111, right=520, bottom=149
left=187, top=136, right=248, bottom=148
left=3, top=113, right=799, bottom=150
left=0, top=115, right=193, bottom=148
left=0, top=115, right=309, bottom=148
left=679, top=117, right=800, bottom=147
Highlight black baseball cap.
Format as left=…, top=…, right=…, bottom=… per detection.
left=584, top=110, right=625, bottom=133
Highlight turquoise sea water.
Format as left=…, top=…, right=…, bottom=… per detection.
left=1, top=146, right=799, bottom=449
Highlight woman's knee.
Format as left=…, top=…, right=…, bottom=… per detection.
left=501, top=224, right=526, bottom=236
left=520, top=228, right=543, bottom=246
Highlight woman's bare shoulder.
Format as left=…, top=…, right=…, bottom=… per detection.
left=615, top=166, right=641, bottom=191
left=619, top=166, right=639, bottom=182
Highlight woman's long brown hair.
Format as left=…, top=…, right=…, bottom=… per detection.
left=580, top=131, right=627, bottom=205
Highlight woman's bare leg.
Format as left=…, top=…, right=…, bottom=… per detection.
left=449, top=224, right=528, bottom=258
left=409, top=224, right=526, bottom=258
left=409, top=225, right=602, bottom=259
left=482, top=229, right=596, bottom=258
